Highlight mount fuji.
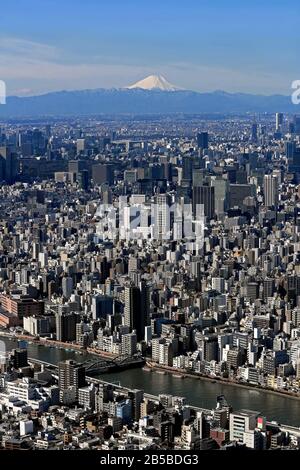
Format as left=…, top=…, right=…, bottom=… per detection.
left=127, top=74, right=183, bottom=91
left=0, top=74, right=295, bottom=116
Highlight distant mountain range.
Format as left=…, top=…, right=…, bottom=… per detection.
left=0, top=75, right=297, bottom=117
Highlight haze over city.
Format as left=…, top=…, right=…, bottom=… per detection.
left=1, top=0, right=300, bottom=461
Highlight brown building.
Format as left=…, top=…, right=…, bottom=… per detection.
left=0, top=293, right=44, bottom=328
left=210, top=428, right=230, bottom=447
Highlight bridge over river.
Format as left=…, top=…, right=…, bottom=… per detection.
left=28, top=353, right=145, bottom=375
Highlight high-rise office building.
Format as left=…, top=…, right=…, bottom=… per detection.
left=91, top=294, right=114, bottom=320
left=78, top=169, right=89, bottom=190
left=229, top=184, right=256, bottom=208
left=197, top=132, right=209, bottom=149
left=76, top=138, right=85, bottom=153
left=92, top=163, right=114, bottom=185
left=294, top=116, right=300, bottom=135
left=251, top=123, right=258, bottom=142
left=11, top=348, right=28, bottom=369
left=56, top=311, right=78, bottom=342
left=193, top=184, right=215, bottom=220
left=210, top=178, right=228, bottom=215
left=264, top=174, right=279, bottom=207
left=58, top=360, right=86, bottom=399
left=276, top=112, right=283, bottom=131
left=285, top=141, right=300, bottom=173
left=45, top=124, right=51, bottom=139
left=62, top=276, right=73, bottom=299
left=0, top=146, right=18, bottom=183
left=128, top=389, right=143, bottom=421
left=121, top=331, right=137, bottom=356
left=285, top=141, right=296, bottom=160
left=182, top=155, right=193, bottom=182
left=124, top=282, right=149, bottom=341
left=32, top=128, right=45, bottom=154
left=292, top=148, right=300, bottom=171
left=68, top=159, right=87, bottom=176
left=153, top=193, right=171, bottom=240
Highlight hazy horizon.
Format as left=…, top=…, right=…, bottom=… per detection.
left=0, top=0, right=298, bottom=97
left=5, top=81, right=293, bottom=99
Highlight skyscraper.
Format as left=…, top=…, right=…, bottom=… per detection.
left=286, top=140, right=300, bottom=173
left=210, top=177, right=228, bottom=215
left=251, top=123, right=258, bottom=142
left=62, top=276, right=73, bottom=299
left=124, top=282, right=149, bottom=341
left=56, top=311, right=78, bottom=342
left=263, top=174, right=279, bottom=207
left=182, top=155, right=193, bottom=182
left=11, top=348, right=28, bottom=369
left=121, top=331, right=137, bottom=356
left=92, top=163, right=114, bottom=185
left=276, top=112, right=283, bottom=131
left=197, top=132, right=209, bottom=149
left=0, top=146, right=18, bottom=184
left=153, top=193, right=171, bottom=240
left=285, top=141, right=296, bottom=160
left=76, top=138, right=85, bottom=153
left=294, top=116, right=300, bottom=135
left=58, top=360, right=86, bottom=399
left=193, top=184, right=215, bottom=220
left=68, top=159, right=87, bottom=177
left=91, top=294, right=114, bottom=320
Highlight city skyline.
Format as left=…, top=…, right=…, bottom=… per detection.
left=1, top=0, right=300, bottom=457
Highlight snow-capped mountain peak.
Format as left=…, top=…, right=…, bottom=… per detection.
left=126, top=74, right=182, bottom=91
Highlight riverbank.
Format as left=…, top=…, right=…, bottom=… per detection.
left=3, top=330, right=300, bottom=403
left=0, top=331, right=117, bottom=360
left=146, top=361, right=300, bottom=402
left=3, top=335, right=300, bottom=426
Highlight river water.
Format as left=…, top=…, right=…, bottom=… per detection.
left=2, top=336, right=300, bottom=427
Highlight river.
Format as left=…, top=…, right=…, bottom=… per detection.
left=2, top=336, right=300, bottom=427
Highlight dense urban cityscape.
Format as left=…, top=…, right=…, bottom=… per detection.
left=0, top=113, right=300, bottom=451
left=0, top=0, right=299, bottom=459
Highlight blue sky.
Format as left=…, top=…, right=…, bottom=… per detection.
left=0, top=0, right=299, bottom=95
